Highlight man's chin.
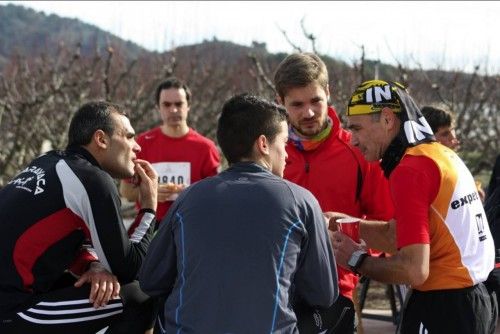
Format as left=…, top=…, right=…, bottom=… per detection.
left=298, top=128, right=321, bottom=137
left=167, top=119, right=183, bottom=125
left=118, top=167, right=135, bottom=180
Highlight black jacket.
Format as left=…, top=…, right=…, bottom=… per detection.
left=0, top=147, right=156, bottom=314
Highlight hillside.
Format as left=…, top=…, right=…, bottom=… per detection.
left=0, top=4, right=355, bottom=72
left=0, top=3, right=496, bottom=179
left=0, top=4, right=149, bottom=68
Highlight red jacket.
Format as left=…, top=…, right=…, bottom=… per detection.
left=284, top=106, right=394, bottom=299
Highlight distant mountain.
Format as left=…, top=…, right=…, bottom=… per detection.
left=1, top=4, right=497, bottom=178
left=0, top=3, right=477, bottom=99
left=0, top=4, right=150, bottom=68
left=0, top=4, right=352, bottom=72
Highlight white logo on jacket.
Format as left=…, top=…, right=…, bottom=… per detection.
left=9, top=165, right=47, bottom=195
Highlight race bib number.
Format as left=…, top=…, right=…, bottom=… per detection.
left=152, top=162, right=191, bottom=185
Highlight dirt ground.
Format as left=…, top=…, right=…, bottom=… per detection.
left=353, top=279, right=401, bottom=334
left=358, top=279, right=402, bottom=310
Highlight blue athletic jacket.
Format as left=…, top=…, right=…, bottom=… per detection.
left=140, top=162, right=338, bottom=333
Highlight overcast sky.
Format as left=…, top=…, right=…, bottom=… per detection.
left=4, top=1, right=500, bottom=73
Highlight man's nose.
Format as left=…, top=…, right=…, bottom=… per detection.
left=303, top=107, right=315, bottom=118
left=133, top=141, right=141, bottom=153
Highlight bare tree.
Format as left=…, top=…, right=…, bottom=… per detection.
left=0, top=40, right=272, bottom=186
left=271, top=21, right=500, bottom=177
left=1, top=31, right=499, bottom=187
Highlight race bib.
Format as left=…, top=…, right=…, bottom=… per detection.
left=152, top=162, right=191, bottom=185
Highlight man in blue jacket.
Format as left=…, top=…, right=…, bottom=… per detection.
left=140, top=93, right=338, bottom=333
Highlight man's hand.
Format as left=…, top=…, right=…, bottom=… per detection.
left=157, top=183, right=186, bottom=203
left=133, top=159, right=158, bottom=211
left=74, top=262, right=120, bottom=308
left=330, top=230, right=365, bottom=270
left=323, top=211, right=352, bottom=231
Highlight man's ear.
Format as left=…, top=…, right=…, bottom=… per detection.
left=94, top=130, right=108, bottom=149
left=256, top=134, right=269, bottom=156
left=381, top=107, right=398, bottom=130
left=276, top=94, right=283, bottom=106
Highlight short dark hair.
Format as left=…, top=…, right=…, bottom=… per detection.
left=217, top=94, right=288, bottom=164
left=154, top=77, right=191, bottom=106
left=67, top=101, right=126, bottom=147
left=273, top=52, right=329, bottom=100
left=420, top=106, right=455, bottom=132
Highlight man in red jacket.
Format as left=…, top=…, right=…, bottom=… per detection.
left=274, top=53, right=394, bottom=333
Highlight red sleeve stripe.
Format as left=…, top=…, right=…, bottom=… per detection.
left=13, top=208, right=85, bottom=290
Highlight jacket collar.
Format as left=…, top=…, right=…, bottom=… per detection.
left=328, top=105, right=342, bottom=138
left=65, top=145, right=102, bottom=169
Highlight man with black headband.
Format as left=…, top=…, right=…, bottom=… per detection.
left=332, top=80, right=497, bottom=333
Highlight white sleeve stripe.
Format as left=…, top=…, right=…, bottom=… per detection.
left=130, top=212, right=155, bottom=243
left=56, top=160, right=111, bottom=272
left=38, top=299, right=91, bottom=306
left=28, top=303, right=123, bottom=315
left=17, top=310, right=123, bottom=324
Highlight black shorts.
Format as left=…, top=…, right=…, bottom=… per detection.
left=399, top=283, right=498, bottom=334
left=0, top=280, right=155, bottom=334
left=296, top=294, right=355, bottom=334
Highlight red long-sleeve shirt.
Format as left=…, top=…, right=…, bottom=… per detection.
left=284, top=106, right=394, bottom=298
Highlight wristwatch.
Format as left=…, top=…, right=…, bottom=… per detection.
left=347, top=250, right=369, bottom=275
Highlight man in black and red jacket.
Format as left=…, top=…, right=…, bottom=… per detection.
left=0, top=101, right=158, bottom=334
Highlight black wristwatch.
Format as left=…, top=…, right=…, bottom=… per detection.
left=347, top=250, right=369, bottom=275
